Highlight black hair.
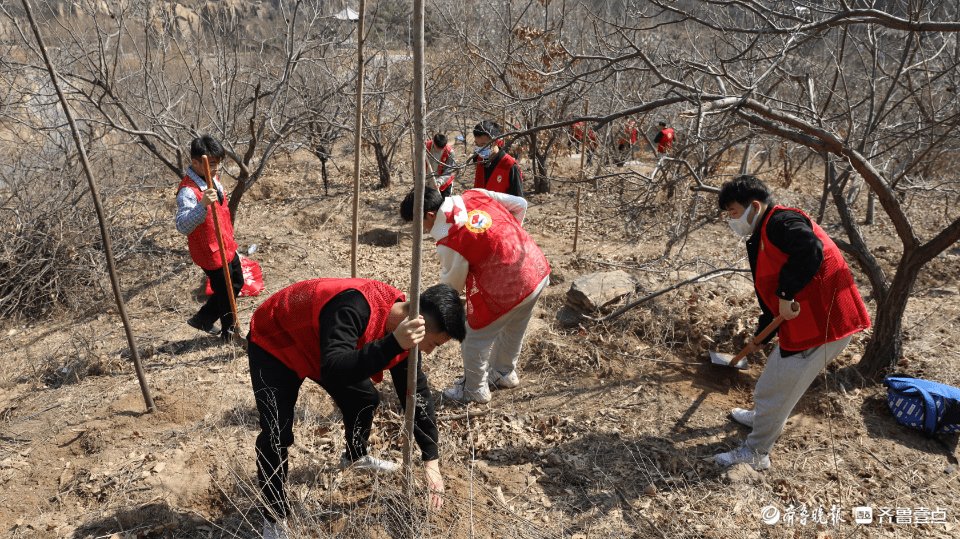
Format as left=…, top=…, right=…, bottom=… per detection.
left=433, top=133, right=448, bottom=147
left=473, top=120, right=502, bottom=140
left=190, top=135, right=225, bottom=161
left=420, top=283, right=467, bottom=342
left=400, top=186, right=444, bottom=222
left=717, top=175, right=774, bottom=211
left=659, top=122, right=667, bottom=128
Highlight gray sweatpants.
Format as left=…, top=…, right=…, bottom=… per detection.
left=746, top=335, right=854, bottom=453
left=460, top=276, right=548, bottom=394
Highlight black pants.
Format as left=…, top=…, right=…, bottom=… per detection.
left=197, top=253, right=243, bottom=334
left=249, top=340, right=382, bottom=522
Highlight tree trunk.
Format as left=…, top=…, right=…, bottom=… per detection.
left=857, top=255, right=921, bottom=378
left=371, top=142, right=391, bottom=189
left=528, top=132, right=550, bottom=194
left=228, top=177, right=248, bottom=227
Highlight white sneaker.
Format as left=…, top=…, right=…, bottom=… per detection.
left=490, top=370, right=520, bottom=389
left=730, top=408, right=755, bottom=427
left=262, top=520, right=288, bottom=539
left=712, top=443, right=770, bottom=470
left=339, top=451, right=399, bottom=474
left=443, top=379, right=491, bottom=404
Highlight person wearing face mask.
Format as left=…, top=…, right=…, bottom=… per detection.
left=471, top=120, right=524, bottom=197
left=711, top=175, right=871, bottom=470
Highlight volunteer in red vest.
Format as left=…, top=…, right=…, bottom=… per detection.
left=426, top=133, right=457, bottom=197
left=654, top=121, right=674, bottom=153
left=711, top=176, right=871, bottom=470
left=400, top=187, right=551, bottom=404
left=175, top=135, right=243, bottom=343
left=616, top=119, right=639, bottom=166
left=471, top=120, right=523, bottom=197
left=248, top=280, right=466, bottom=539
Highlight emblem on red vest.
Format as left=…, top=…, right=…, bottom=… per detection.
left=465, top=210, right=492, bottom=233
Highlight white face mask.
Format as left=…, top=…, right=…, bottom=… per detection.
left=729, top=204, right=760, bottom=237
left=475, top=146, right=492, bottom=159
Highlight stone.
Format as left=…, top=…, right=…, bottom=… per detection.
left=556, top=305, right=584, bottom=328
left=720, top=463, right=762, bottom=484
left=566, top=270, right=637, bottom=312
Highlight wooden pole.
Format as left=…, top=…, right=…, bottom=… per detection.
left=573, top=186, right=581, bottom=252
left=403, top=0, right=427, bottom=495
left=203, top=156, right=245, bottom=349
left=20, top=0, right=155, bottom=412
left=351, top=0, right=366, bottom=278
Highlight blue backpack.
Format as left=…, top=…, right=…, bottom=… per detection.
left=883, top=376, right=960, bottom=436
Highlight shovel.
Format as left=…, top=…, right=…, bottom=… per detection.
left=710, top=302, right=799, bottom=370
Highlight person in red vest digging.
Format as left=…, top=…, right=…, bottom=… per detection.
left=426, top=133, right=457, bottom=197
left=400, top=187, right=551, bottom=404
left=175, top=135, right=242, bottom=343
left=654, top=121, right=674, bottom=154
left=616, top=119, right=639, bottom=166
left=248, top=279, right=466, bottom=539
left=471, top=120, right=523, bottom=197
left=710, top=176, right=871, bottom=470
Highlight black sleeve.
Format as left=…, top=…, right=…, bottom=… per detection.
left=318, top=290, right=406, bottom=386
left=766, top=209, right=824, bottom=301
left=507, top=163, right=524, bottom=198
left=388, top=354, right=440, bottom=461
left=654, top=131, right=664, bottom=144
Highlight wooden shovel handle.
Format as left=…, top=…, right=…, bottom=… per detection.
left=730, top=301, right=800, bottom=365
left=203, top=155, right=244, bottom=347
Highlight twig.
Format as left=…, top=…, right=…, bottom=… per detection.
left=439, top=409, right=492, bottom=422
left=584, top=267, right=750, bottom=323
left=615, top=486, right=669, bottom=539
left=5, top=403, right=61, bottom=425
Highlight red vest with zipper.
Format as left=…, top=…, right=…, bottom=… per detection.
left=177, top=175, right=237, bottom=271
left=755, top=206, right=871, bottom=351
left=437, top=190, right=550, bottom=329
left=473, top=152, right=521, bottom=194
left=657, top=128, right=674, bottom=152
left=249, top=278, right=408, bottom=383
left=426, top=140, right=455, bottom=191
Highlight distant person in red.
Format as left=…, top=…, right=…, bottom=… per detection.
left=654, top=121, right=674, bottom=153
left=570, top=121, right=598, bottom=165
left=472, top=120, right=523, bottom=197
left=426, top=133, right=456, bottom=198
left=248, top=279, right=466, bottom=539
left=174, top=135, right=243, bottom=343
left=616, top=119, right=639, bottom=166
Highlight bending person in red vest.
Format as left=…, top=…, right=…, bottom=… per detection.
left=400, top=187, right=551, bottom=404
left=426, top=133, right=457, bottom=198
left=471, top=120, right=524, bottom=197
left=711, top=176, right=871, bottom=470
left=248, top=280, right=466, bottom=538
left=175, top=135, right=243, bottom=343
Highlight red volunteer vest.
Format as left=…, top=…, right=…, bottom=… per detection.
left=657, top=128, right=675, bottom=152
left=437, top=190, right=550, bottom=329
left=249, top=279, right=408, bottom=382
left=473, top=152, right=521, bottom=194
left=426, top=140, right=455, bottom=191
left=177, top=175, right=237, bottom=270
left=755, top=206, right=871, bottom=351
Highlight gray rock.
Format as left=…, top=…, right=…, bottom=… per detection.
left=720, top=462, right=762, bottom=484
left=566, top=270, right=637, bottom=312
left=556, top=305, right=584, bottom=328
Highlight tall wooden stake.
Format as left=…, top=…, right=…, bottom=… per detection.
left=20, top=0, right=155, bottom=412
left=403, top=0, right=427, bottom=497
left=351, top=0, right=367, bottom=278
left=203, top=156, right=245, bottom=349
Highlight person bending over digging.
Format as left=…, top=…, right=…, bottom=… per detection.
left=710, top=175, right=871, bottom=470
left=426, top=132, right=457, bottom=198
left=400, top=186, right=550, bottom=404
left=248, top=279, right=465, bottom=539
left=174, top=135, right=243, bottom=344
left=471, top=120, right=524, bottom=197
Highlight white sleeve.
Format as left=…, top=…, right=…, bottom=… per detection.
left=437, top=245, right=469, bottom=295
left=482, top=190, right=527, bottom=225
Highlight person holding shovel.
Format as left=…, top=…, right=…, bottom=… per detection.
left=710, top=175, right=871, bottom=470
left=175, top=135, right=242, bottom=344
left=400, top=186, right=550, bottom=404
left=248, top=279, right=466, bottom=539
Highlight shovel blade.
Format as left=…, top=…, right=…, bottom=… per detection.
left=709, top=350, right=748, bottom=370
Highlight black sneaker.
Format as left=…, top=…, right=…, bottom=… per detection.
left=186, top=315, right=216, bottom=334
